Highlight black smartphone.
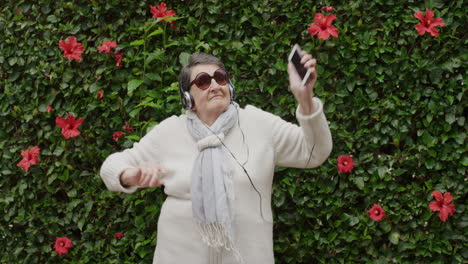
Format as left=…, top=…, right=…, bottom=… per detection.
left=288, top=44, right=311, bottom=87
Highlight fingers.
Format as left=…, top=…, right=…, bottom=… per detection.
left=120, top=167, right=141, bottom=186
left=137, top=163, right=167, bottom=188
left=287, top=62, right=298, bottom=77
left=301, top=54, right=316, bottom=69
left=301, top=52, right=317, bottom=83
left=300, top=53, right=312, bottom=63
left=304, top=59, right=316, bottom=69
left=138, top=166, right=155, bottom=187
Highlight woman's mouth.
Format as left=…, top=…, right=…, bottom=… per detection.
left=210, top=95, right=223, bottom=100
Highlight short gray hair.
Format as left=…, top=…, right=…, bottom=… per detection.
left=178, top=53, right=225, bottom=93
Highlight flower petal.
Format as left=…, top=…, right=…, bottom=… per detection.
left=317, top=30, right=330, bottom=40
left=55, top=116, right=67, bottom=128
left=430, top=17, right=445, bottom=27
left=72, top=117, right=84, bottom=127
left=58, top=40, right=67, bottom=51
left=308, top=24, right=321, bottom=36
left=325, top=14, right=337, bottom=26
left=429, top=27, right=439, bottom=37
left=414, top=11, right=425, bottom=22
left=313, top=13, right=325, bottom=24
left=30, top=146, right=41, bottom=155
left=447, top=204, right=456, bottom=215
left=415, top=24, right=427, bottom=35
left=425, top=9, right=434, bottom=20
left=62, top=128, right=80, bottom=139
left=17, top=158, right=30, bottom=172
left=442, top=192, right=453, bottom=204
left=158, top=2, right=167, bottom=12
left=429, top=201, right=441, bottom=212
left=431, top=190, right=443, bottom=201
left=67, top=36, right=77, bottom=45
left=438, top=207, right=449, bottom=221
left=328, top=26, right=339, bottom=38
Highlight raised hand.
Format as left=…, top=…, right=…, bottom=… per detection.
left=287, top=50, right=318, bottom=115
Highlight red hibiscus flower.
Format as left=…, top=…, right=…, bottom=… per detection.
left=113, top=132, right=124, bottom=142
left=321, top=6, right=334, bottom=12
left=54, top=237, right=72, bottom=256
left=58, top=36, right=85, bottom=62
left=46, top=105, right=53, bottom=112
left=150, top=2, right=176, bottom=28
left=55, top=113, right=84, bottom=139
left=114, top=232, right=123, bottom=239
left=337, top=155, right=355, bottom=173
left=429, top=190, right=456, bottom=222
left=98, top=41, right=117, bottom=54
left=114, top=50, right=124, bottom=67
left=17, top=146, right=40, bottom=172
left=368, top=204, right=386, bottom=221
left=308, top=13, right=339, bottom=40
left=124, top=122, right=133, bottom=132
left=96, top=89, right=104, bottom=100
left=414, top=9, right=445, bottom=37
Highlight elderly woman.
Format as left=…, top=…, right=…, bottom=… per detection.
left=100, top=51, right=332, bottom=263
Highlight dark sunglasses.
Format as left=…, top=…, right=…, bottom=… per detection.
left=190, top=69, right=228, bottom=90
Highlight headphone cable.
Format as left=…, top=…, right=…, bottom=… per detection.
left=201, top=104, right=317, bottom=221
left=201, top=108, right=266, bottom=221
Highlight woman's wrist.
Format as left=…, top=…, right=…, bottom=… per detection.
left=298, top=96, right=315, bottom=115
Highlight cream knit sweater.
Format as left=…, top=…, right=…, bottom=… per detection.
left=100, top=98, right=332, bottom=264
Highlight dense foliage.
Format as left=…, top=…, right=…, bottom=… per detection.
left=0, top=0, right=466, bottom=263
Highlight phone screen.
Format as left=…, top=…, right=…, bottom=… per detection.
left=291, top=50, right=307, bottom=79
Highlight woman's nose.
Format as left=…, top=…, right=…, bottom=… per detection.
left=209, top=78, right=222, bottom=90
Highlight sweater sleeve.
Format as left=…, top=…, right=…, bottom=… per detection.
left=272, top=97, right=333, bottom=168
left=99, top=125, right=161, bottom=193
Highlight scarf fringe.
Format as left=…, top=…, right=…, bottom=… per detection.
left=196, top=222, right=244, bottom=263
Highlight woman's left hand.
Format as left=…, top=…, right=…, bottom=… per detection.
left=287, top=50, right=317, bottom=115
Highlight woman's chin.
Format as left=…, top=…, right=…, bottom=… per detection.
left=209, top=100, right=230, bottom=111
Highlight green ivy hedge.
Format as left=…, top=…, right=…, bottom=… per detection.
left=0, top=0, right=466, bottom=263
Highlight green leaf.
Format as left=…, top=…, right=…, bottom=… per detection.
left=461, top=156, right=468, bottom=166
left=77, top=217, right=85, bottom=231
left=8, top=57, right=17, bottom=66
left=130, top=39, right=145, bottom=46
left=389, top=232, right=400, bottom=245
left=127, top=134, right=141, bottom=141
left=53, top=147, right=64, bottom=156
left=354, top=177, right=365, bottom=190
left=148, top=28, right=163, bottom=38
left=48, top=174, right=57, bottom=185
left=67, top=189, right=77, bottom=198
left=393, top=168, right=407, bottom=176
left=380, top=221, right=392, bottom=233
left=377, top=167, right=387, bottom=179
left=145, top=73, right=161, bottom=81
left=46, top=15, right=57, bottom=23
left=63, top=70, right=74, bottom=83
left=179, top=52, right=191, bottom=66
left=127, top=79, right=144, bottom=95
left=445, top=113, right=456, bottom=124
left=349, top=215, right=360, bottom=226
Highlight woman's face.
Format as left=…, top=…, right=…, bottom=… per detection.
left=189, top=64, right=231, bottom=122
